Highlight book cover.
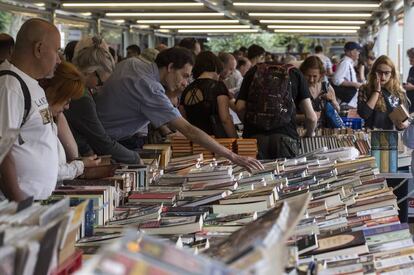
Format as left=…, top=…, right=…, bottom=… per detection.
left=309, top=230, right=366, bottom=255
left=297, top=234, right=318, bottom=255
left=363, top=223, right=409, bottom=237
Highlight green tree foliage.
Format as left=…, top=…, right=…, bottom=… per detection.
left=0, top=11, right=12, bottom=33
left=205, top=33, right=314, bottom=54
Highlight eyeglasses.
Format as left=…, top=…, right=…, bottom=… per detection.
left=95, top=71, right=104, bottom=86
left=376, top=70, right=392, bottom=77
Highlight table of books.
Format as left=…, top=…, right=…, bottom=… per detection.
left=3, top=147, right=414, bottom=275
left=71, top=147, right=414, bottom=274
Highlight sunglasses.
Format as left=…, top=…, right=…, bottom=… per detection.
left=95, top=71, right=104, bottom=86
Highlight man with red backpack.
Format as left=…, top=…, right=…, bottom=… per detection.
left=236, top=61, right=317, bottom=159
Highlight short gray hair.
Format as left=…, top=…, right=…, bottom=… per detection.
left=72, top=36, right=115, bottom=74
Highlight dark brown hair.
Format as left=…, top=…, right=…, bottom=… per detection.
left=192, top=51, right=223, bottom=79
left=299, top=56, right=325, bottom=75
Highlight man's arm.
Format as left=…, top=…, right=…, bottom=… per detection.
left=57, top=113, right=79, bottom=161
left=217, top=96, right=237, bottom=138
left=0, top=153, right=27, bottom=202
left=299, top=98, right=317, bottom=137
left=168, top=117, right=263, bottom=171
left=235, top=99, right=247, bottom=123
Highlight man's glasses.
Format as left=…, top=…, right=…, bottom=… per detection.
left=95, top=71, right=104, bottom=86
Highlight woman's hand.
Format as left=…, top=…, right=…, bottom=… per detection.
left=82, top=154, right=101, bottom=167
left=375, top=74, right=381, bottom=92
left=321, top=90, right=335, bottom=102
left=397, top=120, right=410, bottom=130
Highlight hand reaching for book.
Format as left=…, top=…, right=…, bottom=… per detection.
left=231, top=154, right=264, bottom=172
left=82, top=155, right=102, bottom=168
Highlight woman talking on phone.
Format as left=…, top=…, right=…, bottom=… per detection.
left=357, top=55, right=409, bottom=130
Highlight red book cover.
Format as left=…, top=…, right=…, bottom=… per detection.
left=139, top=220, right=161, bottom=228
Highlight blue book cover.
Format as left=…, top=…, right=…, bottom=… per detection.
left=363, top=223, right=408, bottom=237
left=389, top=149, right=398, bottom=173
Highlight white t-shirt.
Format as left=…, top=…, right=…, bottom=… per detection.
left=0, top=60, right=59, bottom=200
left=333, top=56, right=358, bottom=86
left=223, top=69, right=243, bottom=95
left=55, top=122, right=84, bottom=182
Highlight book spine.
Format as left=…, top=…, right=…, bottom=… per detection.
left=380, top=150, right=390, bottom=173
left=371, top=131, right=381, bottom=169
left=389, top=131, right=398, bottom=173
left=85, top=200, right=95, bottom=237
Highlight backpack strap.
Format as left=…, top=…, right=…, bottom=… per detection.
left=0, top=70, right=31, bottom=128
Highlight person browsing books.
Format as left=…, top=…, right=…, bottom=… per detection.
left=42, top=61, right=101, bottom=182
left=95, top=47, right=263, bottom=171
left=357, top=55, right=409, bottom=130
left=0, top=19, right=61, bottom=201
left=180, top=51, right=237, bottom=138
left=64, top=36, right=141, bottom=164
left=299, top=56, right=340, bottom=127
left=235, top=60, right=317, bottom=159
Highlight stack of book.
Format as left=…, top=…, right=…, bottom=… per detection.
left=142, top=144, right=172, bottom=168
left=216, top=138, right=237, bottom=152
left=164, top=154, right=203, bottom=174
left=169, top=136, right=258, bottom=159
left=299, top=134, right=370, bottom=156
left=171, top=136, right=192, bottom=157
left=0, top=197, right=87, bottom=274
left=63, top=148, right=414, bottom=274
left=233, top=138, right=258, bottom=158
left=192, top=142, right=214, bottom=159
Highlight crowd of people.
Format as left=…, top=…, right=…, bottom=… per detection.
left=1, top=18, right=414, bottom=202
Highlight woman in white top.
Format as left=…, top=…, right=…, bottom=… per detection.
left=42, top=61, right=101, bottom=181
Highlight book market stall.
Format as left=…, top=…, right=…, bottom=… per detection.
left=2, top=130, right=414, bottom=274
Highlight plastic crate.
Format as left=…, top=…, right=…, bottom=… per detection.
left=51, top=250, right=83, bottom=275
left=341, top=117, right=364, bottom=129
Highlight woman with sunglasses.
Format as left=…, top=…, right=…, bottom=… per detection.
left=65, top=36, right=141, bottom=164
left=357, top=55, right=409, bottom=130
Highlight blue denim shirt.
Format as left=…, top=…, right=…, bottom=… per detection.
left=95, top=58, right=181, bottom=140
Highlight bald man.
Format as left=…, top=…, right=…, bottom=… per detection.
left=218, top=52, right=237, bottom=81
left=0, top=18, right=61, bottom=201
left=0, top=33, right=14, bottom=63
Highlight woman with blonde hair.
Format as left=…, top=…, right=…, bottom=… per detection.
left=65, top=36, right=141, bottom=164
left=357, top=55, right=409, bottom=130
left=43, top=61, right=101, bottom=181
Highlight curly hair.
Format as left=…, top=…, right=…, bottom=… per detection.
left=366, top=55, right=406, bottom=112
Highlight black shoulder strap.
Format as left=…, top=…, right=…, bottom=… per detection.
left=0, top=70, right=31, bottom=128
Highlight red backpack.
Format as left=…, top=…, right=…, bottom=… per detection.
left=245, top=63, right=295, bottom=131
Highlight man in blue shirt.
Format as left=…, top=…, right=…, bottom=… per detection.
left=96, top=47, right=262, bottom=171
